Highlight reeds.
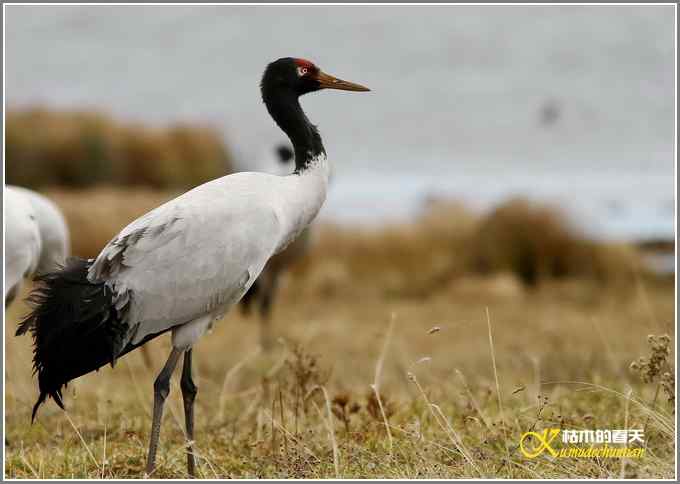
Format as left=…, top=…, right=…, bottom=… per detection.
left=294, top=198, right=645, bottom=299
left=472, top=198, right=639, bottom=286
left=6, top=107, right=234, bottom=189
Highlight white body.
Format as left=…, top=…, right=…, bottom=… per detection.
left=88, top=157, right=330, bottom=350
left=9, top=186, right=70, bottom=274
left=5, top=187, right=42, bottom=301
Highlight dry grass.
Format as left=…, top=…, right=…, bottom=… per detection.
left=291, top=198, right=646, bottom=301
left=472, top=198, right=640, bottom=286
left=4, top=277, right=675, bottom=478
left=6, top=108, right=234, bottom=189
left=3, top=188, right=675, bottom=478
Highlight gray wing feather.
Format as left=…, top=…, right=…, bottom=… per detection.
left=88, top=179, right=283, bottom=345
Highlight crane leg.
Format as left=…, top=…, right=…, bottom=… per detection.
left=145, top=347, right=182, bottom=476
left=180, top=349, right=198, bottom=477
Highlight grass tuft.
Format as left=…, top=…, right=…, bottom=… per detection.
left=6, top=107, right=234, bottom=190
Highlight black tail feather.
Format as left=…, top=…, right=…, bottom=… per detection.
left=30, top=389, right=60, bottom=424
left=18, top=257, right=130, bottom=422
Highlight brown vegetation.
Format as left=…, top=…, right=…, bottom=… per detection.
left=472, top=199, right=639, bottom=286
left=5, top=271, right=675, bottom=478
left=6, top=108, right=234, bottom=189
left=292, top=198, right=645, bottom=300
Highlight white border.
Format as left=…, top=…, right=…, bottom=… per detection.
left=2, top=3, right=677, bottom=481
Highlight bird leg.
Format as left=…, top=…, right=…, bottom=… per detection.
left=180, top=349, right=198, bottom=477
left=145, top=348, right=182, bottom=476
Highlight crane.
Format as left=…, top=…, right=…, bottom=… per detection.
left=5, top=186, right=70, bottom=306
left=5, top=186, right=69, bottom=446
left=17, top=57, right=369, bottom=477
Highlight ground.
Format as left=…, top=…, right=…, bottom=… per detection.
left=4, top=276, right=675, bottom=479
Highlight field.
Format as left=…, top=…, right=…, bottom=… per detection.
left=3, top=190, right=676, bottom=479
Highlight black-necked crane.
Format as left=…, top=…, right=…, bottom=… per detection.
left=17, top=58, right=369, bottom=477
left=5, top=186, right=70, bottom=306
left=138, top=144, right=310, bottom=365
left=240, top=144, right=313, bottom=350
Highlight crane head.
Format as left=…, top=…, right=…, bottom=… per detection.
left=262, top=57, right=370, bottom=99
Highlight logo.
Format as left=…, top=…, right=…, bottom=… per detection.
left=520, top=429, right=560, bottom=458
left=519, top=428, right=646, bottom=459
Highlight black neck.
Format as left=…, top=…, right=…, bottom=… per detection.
left=263, top=90, right=326, bottom=173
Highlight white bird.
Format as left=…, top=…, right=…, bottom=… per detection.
left=4, top=186, right=69, bottom=305
left=18, top=57, right=369, bottom=477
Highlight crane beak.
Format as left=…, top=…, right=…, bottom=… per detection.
left=315, top=71, right=370, bottom=92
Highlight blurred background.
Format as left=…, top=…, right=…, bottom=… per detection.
left=3, top=5, right=676, bottom=478
left=6, top=5, right=675, bottom=239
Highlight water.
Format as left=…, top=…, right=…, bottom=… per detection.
left=5, top=5, right=675, bottom=242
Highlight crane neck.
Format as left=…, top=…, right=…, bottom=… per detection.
left=263, top=90, right=326, bottom=174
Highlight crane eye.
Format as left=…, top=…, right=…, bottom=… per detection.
left=297, top=66, right=308, bottom=77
